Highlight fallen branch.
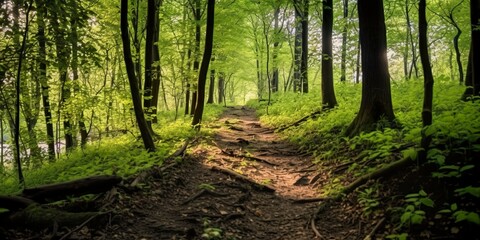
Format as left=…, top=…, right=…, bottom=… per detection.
left=363, top=217, right=386, bottom=240
left=311, top=218, right=322, bottom=239
left=181, top=189, right=229, bottom=205
left=22, top=175, right=123, bottom=203
left=277, top=110, right=322, bottom=132
left=216, top=145, right=279, bottom=166
left=0, top=195, right=36, bottom=210
left=59, top=212, right=109, bottom=240
left=291, top=197, right=325, bottom=204
left=210, top=165, right=275, bottom=192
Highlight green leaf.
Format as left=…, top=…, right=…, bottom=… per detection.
left=420, top=198, right=434, bottom=208
left=455, top=186, right=480, bottom=198
left=451, top=203, right=458, bottom=211
left=406, top=193, right=420, bottom=198
left=466, top=212, right=480, bottom=225
left=411, top=214, right=424, bottom=224
left=438, top=209, right=452, bottom=214
left=460, top=165, right=475, bottom=172
left=419, top=190, right=427, bottom=197
left=440, top=165, right=460, bottom=171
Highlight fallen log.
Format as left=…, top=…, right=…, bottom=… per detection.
left=5, top=204, right=104, bottom=230
left=0, top=195, right=36, bottom=210
left=210, top=165, right=276, bottom=192
left=22, top=175, right=123, bottom=203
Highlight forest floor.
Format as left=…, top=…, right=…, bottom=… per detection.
left=97, top=106, right=372, bottom=240
left=3, top=106, right=380, bottom=239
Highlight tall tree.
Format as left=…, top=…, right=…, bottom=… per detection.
left=36, top=0, right=55, bottom=160
left=321, top=0, right=337, bottom=109
left=271, top=5, right=280, bottom=93
left=293, top=0, right=302, bottom=92
left=121, top=0, right=156, bottom=152
left=144, top=0, right=156, bottom=128
left=192, top=0, right=215, bottom=128
left=151, top=0, right=162, bottom=123
left=340, top=0, right=348, bottom=82
left=471, top=0, right=480, bottom=95
left=418, top=0, right=434, bottom=162
left=300, top=0, right=308, bottom=93
left=190, top=0, right=201, bottom=115
left=50, top=4, right=74, bottom=151
left=345, top=0, right=396, bottom=137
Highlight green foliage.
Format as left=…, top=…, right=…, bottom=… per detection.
left=438, top=203, right=480, bottom=225
left=358, top=185, right=381, bottom=216
left=201, top=219, right=223, bottom=240
left=400, top=190, right=435, bottom=227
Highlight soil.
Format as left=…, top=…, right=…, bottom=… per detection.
left=6, top=106, right=473, bottom=239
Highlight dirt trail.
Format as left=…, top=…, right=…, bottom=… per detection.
left=103, top=106, right=329, bottom=240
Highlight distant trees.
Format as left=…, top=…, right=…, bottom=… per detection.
left=471, top=0, right=480, bottom=96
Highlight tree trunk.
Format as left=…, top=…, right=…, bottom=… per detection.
left=301, top=0, right=309, bottom=93
left=190, top=0, right=201, bottom=115
left=185, top=49, right=192, bottom=115
left=144, top=0, right=156, bottom=128
left=404, top=0, right=411, bottom=80
left=51, top=8, right=73, bottom=151
left=272, top=6, right=280, bottom=93
left=71, top=0, right=88, bottom=147
left=471, top=0, right=480, bottom=95
left=321, top=0, right=337, bottom=109
left=121, top=0, right=156, bottom=152
left=293, top=1, right=302, bottom=92
left=192, top=0, right=215, bottom=129
left=462, top=44, right=473, bottom=100
left=218, top=72, right=225, bottom=104
left=151, top=0, right=162, bottom=123
left=345, top=0, right=396, bottom=137
left=418, top=0, right=434, bottom=162
left=207, top=57, right=215, bottom=104
left=340, top=0, right=348, bottom=82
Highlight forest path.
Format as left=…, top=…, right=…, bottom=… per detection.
left=106, top=106, right=328, bottom=239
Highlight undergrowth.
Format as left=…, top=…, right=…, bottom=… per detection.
left=248, top=79, right=480, bottom=238
left=0, top=104, right=224, bottom=195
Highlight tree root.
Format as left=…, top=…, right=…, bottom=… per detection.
left=308, top=156, right=413, bottom=235
left=363, top=217, right=385, bottom=240
left=210, top=165, right=276, bottom=192
left=215, top=144, right=279, bottom=166
left=22, top=175, right=122, bottom=203
left=181, top=189, right=229, bottom=205
left=277, top=110, right=322, bottom=132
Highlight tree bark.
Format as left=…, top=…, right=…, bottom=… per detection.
left=418, top=0, right=434, bottom=162
left=218, top=72, right=225, bottom=104
left=192, top=0, right=215, bottom=129
left=121, top=0, right=156, bottom=152
left=321, top=0, right=337, bottom=109
left=293, top=1, right=302, bottom=92
left=190, top=0, right=201, bottom=115
left=462, top=44, right=473, bottom=100
left=471, top=0, right=480, bottom=95
left=301, top=0, right=309, bottom=93
left=151, top=0, right=162, bottom=123
left=207, top=57, right=215, bottom=104
left=340, top=0, right=348, bottom=82
left=51, top=7, right=74, bottom=151
left=71, top=0, right=88, bottom=147
left=144, top=0, right=156, bottom=128
left=272, top=6, right=280, bottom=93
left=345, top=0, right=396, bottom=137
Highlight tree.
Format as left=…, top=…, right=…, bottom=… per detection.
left=300, top=0, right=308, bottom=93
left=471, top=0, right=480, bottom=95
left=120, top=0, right=156, bottom=152
left=418, top=0, right=434, bottom=162
left=345, top=0, right=396, bottom=137
left=144, top=0, right=156, bottom=128
left=321, top=0, right=337, bottom=109
left=340, top=0, right=348, bottom=82
left=207, top=56, right=215, bottom=104
left=192, top=0, right=215, bottom=128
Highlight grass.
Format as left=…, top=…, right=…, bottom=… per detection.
left=0, top=104, right=225, bottom=195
